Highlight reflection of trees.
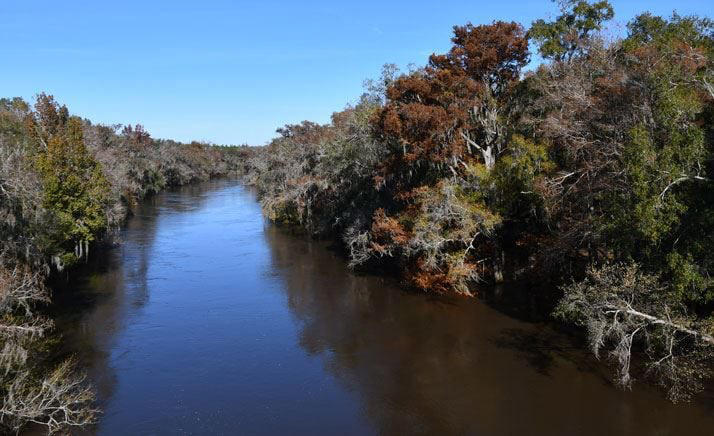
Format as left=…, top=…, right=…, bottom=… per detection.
left=263, top=225, right=714, bottom=436
left=48, top=181, right=221, bottom=432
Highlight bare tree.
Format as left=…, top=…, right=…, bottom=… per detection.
left=556, top=263, right=714, bottom=402
left=1, top=360, right=98, bottom=434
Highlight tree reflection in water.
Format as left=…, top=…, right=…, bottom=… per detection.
left=49, top=183, right=216, bottom=433
left=46, top=182, right=713, bottom=436
left=263, top=224, right=714, bottom=436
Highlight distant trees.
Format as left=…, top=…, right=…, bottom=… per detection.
left=247, top=1, right=714, bottom=401
left=0, top=94, right=242, bottom=433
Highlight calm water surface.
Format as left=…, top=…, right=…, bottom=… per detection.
left=53, top=180, right=714, bottom=435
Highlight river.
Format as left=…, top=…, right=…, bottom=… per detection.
left=51, top=180, right=714, bottom=435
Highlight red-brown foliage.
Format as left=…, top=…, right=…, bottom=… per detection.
left=373, top=21, right=529, bottom=184
left=369, top=208, right=410, bottom=256
left=366, top=21, right=530, bottom=291
left=429, top=21, right=529, bottom=95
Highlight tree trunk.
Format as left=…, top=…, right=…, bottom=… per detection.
left=493, top=241, right=505, bottom=283
left=481, top=146, right=495, bottom=170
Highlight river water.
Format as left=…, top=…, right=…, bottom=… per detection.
left=52, top=180, right=714, bottom=435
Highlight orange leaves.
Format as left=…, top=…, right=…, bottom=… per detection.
left=369, top=208, right=410, bottom=256
left=121, top=124, right=152, bottom=148
left=364, top=23, right=530, bottom=293
left=400, top=103, right=450, bottom=136
left=380, top=107, right=403, bottom=137
left=434, top=21, right=529, bottom=93
left=410, top=257, right=478, bottom=296
left=411, top=268, right=452, bottom=294
left=372, top=21, right=529, bottom=184
left=384, top=73, right=433, bottom=102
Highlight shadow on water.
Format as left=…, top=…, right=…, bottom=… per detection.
left=262, top=223, right=714, bottom=435
left=45, top=182, right=218, bottom=434
left=39, top=181, right=714, bottom=435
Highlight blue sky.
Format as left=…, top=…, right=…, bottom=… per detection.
left=1, top=1, right=711, bottom=145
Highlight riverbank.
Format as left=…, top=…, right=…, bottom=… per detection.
left=0, top=95, right=249, bottom=434
left=48, top=180, right=714, bottom=435
left=243, top=7, right=714, bottom=401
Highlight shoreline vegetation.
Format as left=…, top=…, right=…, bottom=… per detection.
left=0, top=94, right=249, bottom=432
left=0, top=0, right=712, bottom=433
left=243, top=0, right=714, bottom=407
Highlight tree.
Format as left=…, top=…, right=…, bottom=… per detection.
left=529, top=0, right=614, bottom=61
left=615, top=14, right=714, bottom=304
left=556, top=263, right=713, bottom=402
left=30, top=95, right=110, bottom=266
left=374, top=21, right=529, bottom=181
left=362, top=22, right=532, bottom=288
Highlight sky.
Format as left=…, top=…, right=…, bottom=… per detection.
left=1, top=1, right=711, bottom=146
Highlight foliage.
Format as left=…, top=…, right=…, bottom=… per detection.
left=521, top=12, right=714, bottom=400
left=245, top=4, right=714, bottom=402
left=556, top=263, right=713, bottom=402
left=0, top=94, right=241, bottom=433
left=529, top=0, right=614, bottom=61
left=30, top=95, right=110, bottom=265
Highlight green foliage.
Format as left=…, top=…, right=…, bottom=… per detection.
left=625, top=12, right=714, bottom=51
left=529, top=0, right=614, bottom=61
left=608, top=14, right=714, bottom=305
left=491, top=135, right=553, bottom=218
left=616, top=124, right=689, bottom=245
left=245, top=4, right=714, bottom=401
left=35, top=117, right=110, bottom=255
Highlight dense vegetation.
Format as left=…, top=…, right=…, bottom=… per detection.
left=0, top=95, right=243, bottom=433
left=247, top=1, right=714, bottom=402
left=2, top=1, right=712, bottom=433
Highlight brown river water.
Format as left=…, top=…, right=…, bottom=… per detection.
left=46, top=180, right=714, bottom=435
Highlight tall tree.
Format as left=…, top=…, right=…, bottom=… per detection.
left=29, top=95, right=110, bottom=266
left=529, top=0, right=614, bottom=61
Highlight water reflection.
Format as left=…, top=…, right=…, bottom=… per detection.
left=50, top=183, right=217, bottom=433
left=47, top=181, right=713, bottom=436
left=263, top=225, right=714, bottom=435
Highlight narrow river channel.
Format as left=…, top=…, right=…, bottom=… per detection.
left=51, top=180, right=714, bottom=435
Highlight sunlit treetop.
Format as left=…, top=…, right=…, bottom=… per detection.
left=529, top=0, right=614, bottom=61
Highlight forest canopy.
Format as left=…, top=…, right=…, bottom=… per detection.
left=1, top=1, right=713, bottom=433
left=245, top=1, right=714, bottom=403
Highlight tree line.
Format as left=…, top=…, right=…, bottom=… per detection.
left=245, top=1, right=714, bottom=403
left=0, top=94, right=243, bottom=433
left=2, top=1, right=712, bottom=432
